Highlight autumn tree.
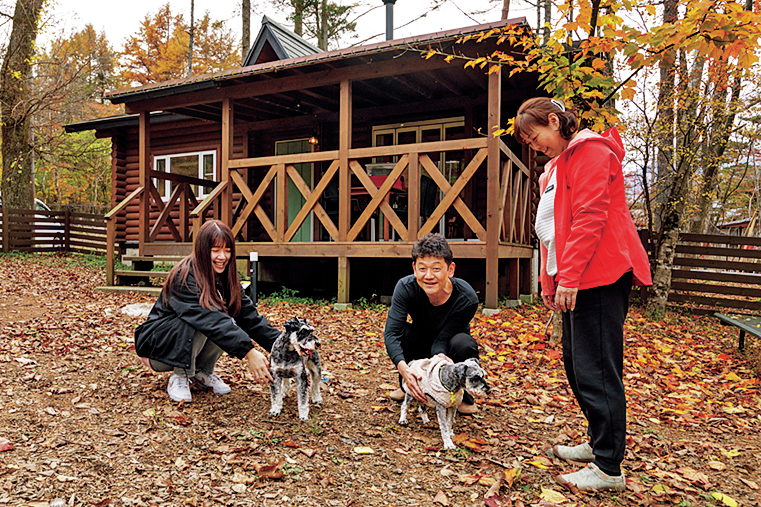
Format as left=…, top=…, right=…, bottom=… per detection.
left=1, top=0, right=45, bottom=210
left=31, top=25, right=121, bottom=208
left=121, top=3, right=238, bottom=85
left=421, top=0, right=761, bottom=316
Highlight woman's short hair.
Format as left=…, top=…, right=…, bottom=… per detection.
left=412, top=233, right=453, bottom=265
left=514, top=97, right=578, bottom=143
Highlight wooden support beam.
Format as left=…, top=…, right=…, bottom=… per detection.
left=138, top=111, right=151, bottom=255
left=485, top=68, right=502, bottom=309
left=338, top=80, right=352, bottom=241
left=338, top=80, right=352, bottom=303
left=338, top=256, right=350, bottom=304
left=276, top=163, right=286, bottom=241
left=221, top=98, right=234, bottom=226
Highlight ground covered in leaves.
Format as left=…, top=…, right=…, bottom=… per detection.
left=0, top=254, right=759, bottom=507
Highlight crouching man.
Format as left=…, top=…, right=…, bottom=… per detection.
left=385, top=233, right=481, bottom=414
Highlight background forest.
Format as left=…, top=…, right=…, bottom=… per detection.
left=2, top=0, right=761, bottom=314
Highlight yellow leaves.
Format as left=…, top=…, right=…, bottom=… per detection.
left=424, top=49, right=437, bottom=60
left=539, top=486, right=567, bottom=504
left=352, top=446, right=374, bottom=454
left=724, top=372, right=741, bottom=381
left=712, top=492, right=739, bottom=507
left=720, top=448, right=740, bottom=459
left=591, top=58, right=607, bottom=70
left=645, top=4, right=656, bottom=16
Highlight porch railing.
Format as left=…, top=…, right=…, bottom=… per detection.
left=186, top=138, right=531, bottom=246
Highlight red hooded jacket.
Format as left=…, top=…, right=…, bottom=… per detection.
left=539, top=127, right=652, bottom=296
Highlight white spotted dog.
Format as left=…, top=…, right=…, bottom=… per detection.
left=399, top=357, right=490, bottom=450
left=269, top=317, right=322, bottom=421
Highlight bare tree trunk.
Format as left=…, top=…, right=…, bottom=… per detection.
left=0, top=0, right=45, bottom=210
left=293, top=0, right=305, bottom=36
left=242, top=0, right=250, bottom=64
left=543, top=0, right=551, bottom=43
left=501, top=0, right=510, bottom=19
left=318, top=0, right=328, bottom=50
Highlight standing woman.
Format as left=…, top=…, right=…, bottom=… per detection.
left=135, top=220, right=278, bottom=403
left=515, top=97, right=652, bottom=491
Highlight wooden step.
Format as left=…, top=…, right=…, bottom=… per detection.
left=122, top=255, right=184, bottom=263
left=115, top=270, right=170, bottom=278
left=96, top=286, right=162, bottom=296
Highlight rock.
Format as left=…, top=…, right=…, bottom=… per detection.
left=120, top=303, right=153, bottom=318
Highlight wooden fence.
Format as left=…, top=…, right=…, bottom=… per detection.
left=640, top=230, right=761, bottom=313
left=0, top=207, right=107, bottom=255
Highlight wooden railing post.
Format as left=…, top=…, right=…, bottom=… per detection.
left=138, top=111, right=151, bottom=256
left=221, top=97, right=234, bottom=227
left=1, top=204, right=7, bottom=253
left=64, top=208, right=71, bottom=253
left=106, top=219, right=115, bottom=286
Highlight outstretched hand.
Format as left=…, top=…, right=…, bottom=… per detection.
left=245, top=348, right=273, bottom=384
left=398, top=360, right=427, bottom=404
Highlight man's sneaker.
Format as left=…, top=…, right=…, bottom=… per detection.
left=193, top=372, right=231, bottom=394
left=167, top=374, right=192, bottom=402
left=555, top=463, right=626, bottom=492
left=550, top=442, right=595, bottom=463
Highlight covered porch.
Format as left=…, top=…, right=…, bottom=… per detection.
left=96, top=18, right=539, bottom=308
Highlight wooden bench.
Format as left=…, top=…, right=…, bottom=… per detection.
left=714, top=312, right=761, bottom=350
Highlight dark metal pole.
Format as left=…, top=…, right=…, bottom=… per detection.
left=249, top=252, right=258, bottom=305
left=383, top=0, right=396, bottom=41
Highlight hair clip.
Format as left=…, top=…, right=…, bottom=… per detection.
left=550, top=99, right=566, bottom=112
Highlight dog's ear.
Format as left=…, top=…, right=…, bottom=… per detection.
left=284, top=317, right=300, bottom=332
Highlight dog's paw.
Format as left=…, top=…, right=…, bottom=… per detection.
left=443, top=442, right=457, bottom=450
left=299, top=414, right=309, bottom=422
left=268, top=408, right=281, bottom=417
left=398, top=417, right=408, bottom=426
left=312, top=397, right=323, bottom=406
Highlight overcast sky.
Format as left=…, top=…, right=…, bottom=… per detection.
left=40, top=0, right=539, bottom=50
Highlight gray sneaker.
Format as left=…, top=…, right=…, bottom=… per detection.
left=193, top=371, right=231, bottom=395
left=550, top=442, right=595, bottom=463
left=167, top=374, right=192, bottom=402
left=555, top=463, right=626, bottom=492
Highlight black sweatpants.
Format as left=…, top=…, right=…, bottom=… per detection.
left=561, top=271, right=632, bottom=476
left=399, top=323, right=480, bottom=404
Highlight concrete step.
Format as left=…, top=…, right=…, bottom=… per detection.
left=96, top=286, right=162, bottom=296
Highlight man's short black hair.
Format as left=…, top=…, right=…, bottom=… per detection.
left=411, top=233, right=453, bottom=265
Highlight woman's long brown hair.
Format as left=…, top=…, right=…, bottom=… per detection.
left=163, top=220, right=242, bottom=317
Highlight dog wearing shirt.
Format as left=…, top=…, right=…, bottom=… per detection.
left=399, top=356, right=490, bottom=449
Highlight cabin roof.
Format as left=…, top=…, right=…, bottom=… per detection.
left=63, top=111, right=187, bottom=133
left=243, top=16, right=322, bottom=66
left=106, top=17, right=528, bottom=105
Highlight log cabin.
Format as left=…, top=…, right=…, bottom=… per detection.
left=65, top=15, right=543, bottom=308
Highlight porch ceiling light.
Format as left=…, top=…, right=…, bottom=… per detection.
left=308, top=136, right=319, bottom=145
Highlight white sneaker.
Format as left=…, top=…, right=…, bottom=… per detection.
left=192, top=371, right=231, bottom=395
left=555, top=463, right=626, bottom=491
left=167, top=374, right=192, bottom=402
left=551, top=442, right=595, bottom=463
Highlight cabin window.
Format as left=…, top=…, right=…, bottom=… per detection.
left=154, top=150, right=217, bottom=199
left=371, top=117, right=465, bottom=182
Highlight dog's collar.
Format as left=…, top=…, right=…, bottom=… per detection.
left=438, top=367, right=457, bottom=405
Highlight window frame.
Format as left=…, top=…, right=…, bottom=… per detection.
left=153, top=149, right=218, bottom=200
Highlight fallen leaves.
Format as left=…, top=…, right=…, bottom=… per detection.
left=0, top=437, right=13, bottom=452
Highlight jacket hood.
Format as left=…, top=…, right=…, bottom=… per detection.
left=565, top=127, right=624, bottom=162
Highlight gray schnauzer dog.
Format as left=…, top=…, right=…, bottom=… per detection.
left=269, top=317, right=323, bottom=421
left=399, top=357, right=490, bottom=450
